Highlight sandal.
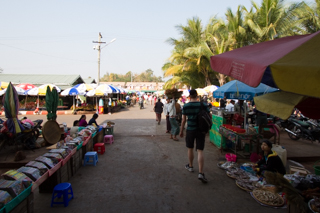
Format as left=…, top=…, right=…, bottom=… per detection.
left=173, top=138, right=179, bottom=141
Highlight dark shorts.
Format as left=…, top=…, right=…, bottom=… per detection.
left=186, top=130, right=205, bottom=150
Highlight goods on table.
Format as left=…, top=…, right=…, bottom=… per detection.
left=222, top=124, right=246, bottom=134
left=1, top=170, right=32, bottom=187
left=35, top=156, right=55, bottom=169
left=284, top=174, right=320, bottom=191
left=0, top=190, right=12, bottom=208
left=26, top=161, right=48, bottom=175
left=217, top=161, right=239, bottom=170
left=49, top=149, right=68, bottom=158
left=0, top=180, right=25, bottom=197
left=17, top=167, right=41, bottom=181
left=252, top=189, right=284, bottom=207
left=42, top=153, right=62, bottom=164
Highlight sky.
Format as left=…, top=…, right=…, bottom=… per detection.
left=0, top=0, right=252, bottom=81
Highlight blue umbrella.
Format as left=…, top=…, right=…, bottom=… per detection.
left=213, top=80, right=278, bottom=100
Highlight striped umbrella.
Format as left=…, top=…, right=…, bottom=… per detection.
left=0, top=87, right=26, bottom=96
left=0, top=82, right=9, bottom=89
left=72, top=83, right=94, bottom=93
left=27, top=84, right=61, bottom=96
left=95, top=84, right=116, bottom=93
left=2, top=82, right=25, bottom=134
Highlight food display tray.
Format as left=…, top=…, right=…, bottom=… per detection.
left=31, top=171, right=49, bottom=192
left=48, top=161, right=62, bottom=176
left=4, top=184, right=32, bottom=212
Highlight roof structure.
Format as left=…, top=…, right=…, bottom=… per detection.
left=83, top=78, right=96, bottom=84
left=0, top=74, right=85, bottom=89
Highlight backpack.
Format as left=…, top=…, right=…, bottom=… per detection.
left=197, top=102, right=212, bottom=134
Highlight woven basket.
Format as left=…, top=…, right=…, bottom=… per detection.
left=42, top=120, right=62, bottom=144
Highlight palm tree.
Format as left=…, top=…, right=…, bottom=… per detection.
left=244, top=0, right=300, bottom=42
left=295, top=0, right=320, bottom=33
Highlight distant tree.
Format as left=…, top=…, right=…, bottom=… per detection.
left=0, top=67, right=3, bottom=73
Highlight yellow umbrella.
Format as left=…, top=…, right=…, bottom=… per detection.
left=0, top=82, right=9, bottom=89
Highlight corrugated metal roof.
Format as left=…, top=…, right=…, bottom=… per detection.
left=0, top=74, right=85, bottom=89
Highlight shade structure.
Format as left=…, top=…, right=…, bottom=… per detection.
left=210, top=31, right=320, bottom=98
left=86, top=89, right=108, bottom=97
left=213, top=80, right=278, bottom=100
left=16, top=83, right=37, bottom=91
left=195, top=88, right=208, bottom=96
left=27, top=84, right=61, bottom=96
left=72, top=83, right=94, bottom=93
left=204, top=85, right=219, bottom=93
left=0, top=87, right=26, bottom=96
left=2, top=82, right=25, bottom=134
left=0, top=82, right=9, bottom=89
left=95, top=84, right=117, bottom=94
left=254, top=91, right=320, bottom=120
left=61, top=87, right=86, bottom=96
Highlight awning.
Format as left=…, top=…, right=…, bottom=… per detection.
left=210, top=31, right=320, bottom=98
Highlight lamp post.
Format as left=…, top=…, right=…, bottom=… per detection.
left=93, top=33, right=116, bottom=85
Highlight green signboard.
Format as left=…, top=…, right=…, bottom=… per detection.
left=209, top=114, right=226, bottom=149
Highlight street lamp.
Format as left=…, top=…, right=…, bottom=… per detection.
left=93, top=33, right=116, bottom=85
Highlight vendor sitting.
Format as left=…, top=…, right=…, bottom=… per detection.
left=254, top=140, right=286, bottom=176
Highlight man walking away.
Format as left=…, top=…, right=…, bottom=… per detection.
left=180, top=89, right=210, bottom=183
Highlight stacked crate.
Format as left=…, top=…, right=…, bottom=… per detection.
left=71, top=148, right=82, bottom=176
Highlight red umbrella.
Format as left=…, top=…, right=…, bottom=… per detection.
left=16, top=83, right=37, bottom=91
left=210, top=31, right=320, bottom=98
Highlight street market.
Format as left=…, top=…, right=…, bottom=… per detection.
left=0, top=21, right=320, bottom=213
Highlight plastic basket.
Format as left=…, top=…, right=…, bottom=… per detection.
left=225, top=153, right=237, bottom=162
left=5, top=184, right=32, bottom=212
left=0, top=206, right=5, bottom=213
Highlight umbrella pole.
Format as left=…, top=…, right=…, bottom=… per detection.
left=37, top=95, right=39, bottom=108
left=25, top=95, right=28, bottom=109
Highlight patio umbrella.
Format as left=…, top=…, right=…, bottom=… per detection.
left=16, top=83, right=37, bottom=91
left=213, top=80, right=278, bottom=100
left=27, top=84, right=61, bottom=96
left=210, top=31, right=320, bottom=98
left=2, top=82, right=25, bottom=134
left=0, top=82, right=9, bottom=89
left=72, top=83, right=94, bottom=93
left=204, top=85, right=219, bottom=93
left=254, top=91, right=320, bottom=119
left=95, top=84, right=116, bottom=94
left=195, top=88, right=208, bottom=96
left=0, top=87, right=26, bottom=96
left=61, top=87, right=86, bottom=111
left=86, top=89, right=108, bottom=97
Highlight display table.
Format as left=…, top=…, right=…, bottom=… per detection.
left=219, top=126, right=262, bottom=156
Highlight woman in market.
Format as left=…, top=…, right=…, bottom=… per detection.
left=88, top=113, right=99, bottom=127
left=167, top=98, right=180, bottom=141
left=154, top=98, right=164, bottom=125
left=254, top=140, right=286, bottom=176
left=78, top=115, right=87, bottom=127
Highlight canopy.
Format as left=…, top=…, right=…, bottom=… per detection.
left=61, top=87, right=86, bottom=96
left=213, top=80, right=277, bottom=100
left=16, top=83, right=37, bottom=91
left=254, top=92, right=320, bottom=119
left=72, top=83, right=94, bottom=93
left=27, top=84, right=61, bottom=96
left=195, top=88, right=208, bottom=96
left=2, top=82, right=25, bottom=134
left=95, top=84, right=117, bottom=94
left=0, top=87, right=26, bottom=96
left=204, top=85, right=219, bottom=93
left=86, top=89, right=108, bottom=97
left=210, top=31, right=320, bottom=98
left=0, top=82, right=9, bottom=89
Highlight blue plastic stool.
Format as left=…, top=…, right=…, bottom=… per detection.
left=51, top=182, right=74, bottom=207
left=84, top=151, right=98, bottom=166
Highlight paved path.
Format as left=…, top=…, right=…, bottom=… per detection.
left=30, top=104, right=285, bottom=212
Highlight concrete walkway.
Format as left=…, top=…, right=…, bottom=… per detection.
left=32, top=104, right=285, bottom=213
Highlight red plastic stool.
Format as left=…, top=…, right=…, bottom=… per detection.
left=104, top=135, right=114, bottom=145
left=94, top=143, right=105, bottom=154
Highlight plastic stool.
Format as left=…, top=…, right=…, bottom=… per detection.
left=51, top=182, right=74, bottom=207
left=94, top=143, right=105, bottom=154
left=104, top=135, right=114, bottom=145
left=84, top=151, right=98, bottom=166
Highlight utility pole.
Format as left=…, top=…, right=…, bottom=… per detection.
left=93, top=32, right=106, bottom=85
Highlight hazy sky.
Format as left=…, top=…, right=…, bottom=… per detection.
left=0, top=0, right=252, bottom=80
